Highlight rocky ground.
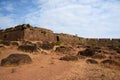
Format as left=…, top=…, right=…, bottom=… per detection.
left=0, top=41, right=120, bottom=80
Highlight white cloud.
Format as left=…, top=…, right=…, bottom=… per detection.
left=0, top=14, right=15, bottom=29
left=0, top=0, right=120, bottom=38
left=24, top=0, right=120, bottom=38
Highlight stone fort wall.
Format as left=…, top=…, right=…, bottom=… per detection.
left=0, top=24, right=120, bottom=47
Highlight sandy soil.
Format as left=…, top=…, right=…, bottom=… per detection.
left=0, top=46, right=120, bottom=80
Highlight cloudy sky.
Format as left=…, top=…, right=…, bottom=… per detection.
left=0, top=0, right=120, bottom=38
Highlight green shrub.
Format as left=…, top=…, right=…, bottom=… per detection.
left=55, top=41, right=62, bottom=45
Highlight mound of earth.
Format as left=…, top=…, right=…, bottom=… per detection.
left=1, top=54, right=32, bottom=66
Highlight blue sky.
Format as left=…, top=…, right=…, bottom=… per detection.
left=0, top=0, right=120, bottom=38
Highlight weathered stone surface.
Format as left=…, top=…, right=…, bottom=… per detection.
left=1, top=54, right=32, bottom=66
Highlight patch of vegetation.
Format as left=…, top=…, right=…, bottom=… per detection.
left=0, top=41, right=10, bottom=46
left=59, top=55, right=78, bottom=61
left=101, top=59, right=120, bottom=69
left=40, top=42, right=54, bottom=50
left=22, top=41, right=33, bottom=45
left=0, top=44, right=5, bottom=48
left=11, top=41, right=19, bottom=46
left=18, top=44, right=38, bottom=53
left=41, top=30, right=47, bottom=36
left=92, top=53, right=106, bottom=59
left=55, top=41, right=62, bottom=45
left=77, top=48, right=95, bottom=57
left=55, top=46, right=73, bottom=54
left=86, top=59, right=98, bottom=64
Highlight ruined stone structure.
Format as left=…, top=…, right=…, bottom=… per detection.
left=0, top=24, right=55, bottom=42
left=55, top=33, right=83, bottom=45
left=0, top=24, right=120, bottom=47
left=85, top=38, right=120, bottom=47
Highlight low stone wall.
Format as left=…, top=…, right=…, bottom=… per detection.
left=84, top=38, right=120, bottom=47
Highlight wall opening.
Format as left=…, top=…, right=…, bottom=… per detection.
left=4, top=34, right=7, bottom=39
left=56, top=36, right=60, bottom=41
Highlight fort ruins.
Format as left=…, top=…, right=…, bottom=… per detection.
left=0, top=24, right=120, bottom=47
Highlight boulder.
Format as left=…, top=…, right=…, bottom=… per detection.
left=77, top=48, right=95, bottom=57
left=1, top=54, right=32, bottom=66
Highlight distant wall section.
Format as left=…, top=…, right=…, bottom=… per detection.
left=24, top=27, right=55, bottom=42
left=0, top=27, right=24, bottom=41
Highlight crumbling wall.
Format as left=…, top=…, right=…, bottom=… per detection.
left=111, top=39, right=120, bottom=47
left=0, top=30, right=3, bottom=40
left=0, top=24, right=31, bottom=41
left=24, top=27, right=55, bottom=42
left=84, top=38, right=120, bottom=47
left=0, top=28, right=24, bottom=41
left=98, top=38, right=111, bottom=46
left=0, top=24, right=120, bottom=47
left=55, top=33, right=83, bottom=45
left=85, top=38, right=99, bottom=46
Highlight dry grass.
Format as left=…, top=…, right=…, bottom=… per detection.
left=59, top=55, right=78, bottom=61
left=86, top=59, right=98, bottom=64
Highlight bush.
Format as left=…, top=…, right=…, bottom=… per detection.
left=86, top=59, right=98, bottom=64
left=59, top=55, right=78, bottom=61
left=22, top=41, right=33, bottom=45
left=55, top=41, right=62, bottom=45
left=55, top=46, right=73, bottom=54
left=116, top=48, right=120, bottom=54
left=11, top=41, right=19, bottom=46
left=40, top=42, right=54, bottom=50
left=108, top=46, right=120, bottom=54
left=0, top=41, right=10, bottom=46
left=0, top=44, right=5, bottom=48
left=1, top=54, right=32, bottom=66
left=77, top=48, right=95, bottom=57
left=92, top=53, right=106, bottom=59
left=18, top=44, right=38, bottom=53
